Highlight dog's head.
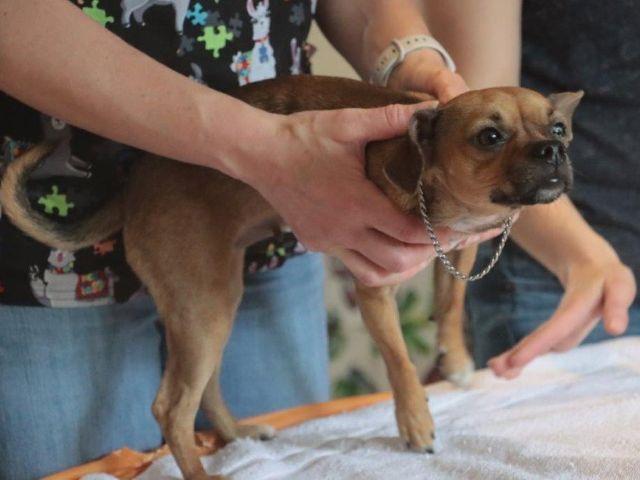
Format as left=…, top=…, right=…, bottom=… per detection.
left=384, top=87, right=582, bottom=232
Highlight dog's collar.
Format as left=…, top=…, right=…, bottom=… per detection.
left=417, top=182, right=514, bottom=282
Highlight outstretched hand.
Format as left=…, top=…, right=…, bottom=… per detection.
left=489, top=255, right=636, bottom=378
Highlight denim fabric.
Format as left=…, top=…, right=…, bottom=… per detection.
left=467, top=243, right=640, bottom=368
left=0, top=253, right=328, bottom=479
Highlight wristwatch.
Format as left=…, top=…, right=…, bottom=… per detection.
left=370, top=35, right=457, bottom=87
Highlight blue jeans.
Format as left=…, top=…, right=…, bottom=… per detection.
left=0, top=254, right=329, bottom=480
left=467, top=243, right=640, bottom=367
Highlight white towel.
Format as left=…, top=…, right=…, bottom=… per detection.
left=85, top=337, right=640, bottom=479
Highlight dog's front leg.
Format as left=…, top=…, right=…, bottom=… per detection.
left=355, top=282, right=435, bottom=452
left=434, top=245, right=477, bottom=388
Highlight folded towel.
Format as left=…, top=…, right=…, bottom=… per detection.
left=86, top=337, right=640, bottom=479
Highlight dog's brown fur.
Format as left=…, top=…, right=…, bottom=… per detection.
left=0, top=75, right=581, bottom=480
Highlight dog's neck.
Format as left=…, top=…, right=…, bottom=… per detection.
left=419, top=177, right=517, bottom=234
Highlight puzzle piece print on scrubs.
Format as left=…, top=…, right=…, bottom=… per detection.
left=198, top=26, right=234, bottom=58
left=205, top=10, right=223, bottom=28
left=289, top=3, right=305, bottom=26
left=228, top=13, right=244, bottom=37
left=177, top=35, right=196, bottom=56
left=186, top=3, right=209, bottom=26
left=38, top=185, right=75, bottom=217
left=83, top=0, right=114, bottom=27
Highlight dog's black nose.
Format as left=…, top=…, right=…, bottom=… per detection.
left=531, top=140, right=566, bottom=168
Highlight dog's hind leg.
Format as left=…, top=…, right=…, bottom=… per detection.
left=154, top=299, right=239, bottom=479
left=434, top=245, right=477, bottom=388
left=133, top=248, right=245, bottom=480
left=200, top=368, right=276, bottom=443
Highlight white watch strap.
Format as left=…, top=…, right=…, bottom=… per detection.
left=370, top=35, right=457, bottom=87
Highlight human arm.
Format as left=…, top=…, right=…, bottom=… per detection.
left=423, top=0, right=635, bottom=375
left=489, top=197, right=635, bottom=377
left=316, top=0, right=467, bottom=102
left=0, top=0, right=464, bottom=285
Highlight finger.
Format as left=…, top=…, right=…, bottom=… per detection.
left=450, top=228, right=502, bottom=251
left=352, top=228, right=436, bottom=274
left=602, top=266, right=635, bottom=335
left=431, top=71, right=469, bottom=104
left=333, top=248, right=430, bottom=287
left=342, top=101, right=438, bottom=142
left=499, top=366, right=524, bottom=380
left=488, top=353, right=523, bottom=379
left=504, top=287, right=602, bottom=369
left=361, top=188, right=464, bottom=247
left=552, top=315, right=600, bottom=352
left=355, top=182, right=430, bottom=245
left=487, top=352, right=510, bottom=377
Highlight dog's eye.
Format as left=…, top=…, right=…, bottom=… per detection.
left=476, top=127, right=504, bottom=147
left=551, top=122, right=567, bottom=137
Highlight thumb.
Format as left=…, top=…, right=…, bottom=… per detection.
left=348, top=101, right=437, bottom=141
left=602, top=265, right=635, bottom=335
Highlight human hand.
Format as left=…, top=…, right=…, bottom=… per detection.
left=242, top=103, right=499, bottom=287
left=387, top=49, right=469, bottom=103
left=489, top=252, right=636, bottom=379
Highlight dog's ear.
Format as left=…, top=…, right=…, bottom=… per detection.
left=382, top=108, right=438, bottom=194
left=409, top=108, right=440, bottom=150
left=548, top=90, right=584, bottom=120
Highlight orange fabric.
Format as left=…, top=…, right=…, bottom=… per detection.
left=44, top=392, right=392, bottom=480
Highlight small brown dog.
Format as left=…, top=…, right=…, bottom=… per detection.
left=0, top=75, right=581, bottom=480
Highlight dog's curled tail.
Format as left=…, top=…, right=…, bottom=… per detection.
left=0, top=143, right=124, bottom=251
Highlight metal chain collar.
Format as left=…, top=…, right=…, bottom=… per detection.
left=417, top=182, right=514, bottom=282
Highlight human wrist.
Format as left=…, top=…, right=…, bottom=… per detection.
left=558, top=234, right=621, bottom=286
left=194, top=94, right=284, bottom=186
left=386, top=47, right=448, bottom=91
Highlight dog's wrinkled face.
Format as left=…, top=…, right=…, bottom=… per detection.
left=396, top=87, right=582, bottom=231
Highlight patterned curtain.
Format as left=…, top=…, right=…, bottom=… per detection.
left=325, top=258, right=438, bottom=397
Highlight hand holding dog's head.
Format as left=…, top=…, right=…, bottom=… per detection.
left=385, top=87, right=583, bottom=231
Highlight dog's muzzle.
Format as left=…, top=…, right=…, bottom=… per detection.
left=492, top=140, right=573, bottom=206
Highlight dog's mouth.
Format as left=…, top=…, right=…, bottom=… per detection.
left=518, top=175, right=569, bottom=205
left=490, top=177, right=568, bottom=206
left=490, top=164, right=573, bottom=207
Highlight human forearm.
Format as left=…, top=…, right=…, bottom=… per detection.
left=0, top=0, right=274, bottom=179
left=424, top=0, right=522, bottom=89
left=316, top=0, right=434, bottom=79
left=316, top=0, right=465, bottom=101
left=511, top=196, right=618, bottom=285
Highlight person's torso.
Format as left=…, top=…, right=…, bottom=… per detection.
left=516, top=0, right=640, bottom=284
left=0, top=0, right=315, bottom=306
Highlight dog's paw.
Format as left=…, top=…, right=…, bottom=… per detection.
left=236, top=423, right=276, bottom=441
left=395, top=401, right=435, bottom=454
left=439, top=349, right=475, bottom=389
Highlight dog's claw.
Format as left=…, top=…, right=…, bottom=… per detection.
left=406, top=441, right=434, bottom=454
left=235, top=423, right=276, bottom=441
